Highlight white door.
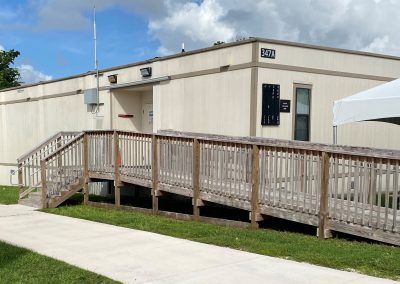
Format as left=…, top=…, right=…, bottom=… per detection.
left=142, top=104, right=153, bottom=133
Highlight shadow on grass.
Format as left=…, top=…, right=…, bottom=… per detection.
left=0, top=241, right=118, bottom=283
left=62, top=191, right=391, bottom=248
left=0, top=241, right=29, bottom=266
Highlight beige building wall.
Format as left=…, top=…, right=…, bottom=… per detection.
left=155, top=69, right=252, bottom=136
left=256, top=41, right=400, bottom=149
left=154, top=44, right=252, bottom=76
left=111, top=89, right=153, bottom=132
left=256, top=68, right=400, bottom=149
left=258, top=41, right=400, bottom=79
left=0, top=42, right=255, bottom=185
left=0, top=90, right=109, bottom=185
left=112, top=90, right=142, bottom=131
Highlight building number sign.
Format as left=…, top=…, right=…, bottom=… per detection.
left=260, top=48, right=276, bottom=59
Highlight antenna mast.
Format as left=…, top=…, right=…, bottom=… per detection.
left=93, top=5, right=100, bottom=113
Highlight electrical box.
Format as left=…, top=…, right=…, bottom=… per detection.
left=84, top=88, right=98, bottom=105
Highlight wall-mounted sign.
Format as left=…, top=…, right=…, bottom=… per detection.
left=280, top=100, right=291, bottom=112
left=260, top=48, right=276, bottom=59
left=118, top=114, right=134, bottom=118
left=261, top=84, right=280, bottom=126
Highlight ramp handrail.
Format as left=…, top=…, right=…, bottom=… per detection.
left=41, top=133, right=85, bottom=203
left=17, top=131, right=82, bottom=198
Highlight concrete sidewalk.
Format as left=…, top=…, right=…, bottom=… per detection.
left=0, top=205, right=396, bottom=284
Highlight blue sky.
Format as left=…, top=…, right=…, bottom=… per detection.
left=1, top=0, right=400, bottom=84
left=0, top=1, right=162, bottom=82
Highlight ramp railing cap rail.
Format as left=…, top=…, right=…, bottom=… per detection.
left=17, top=131, right=82, bottom=162
left=158, top=130, right=400, bottom=160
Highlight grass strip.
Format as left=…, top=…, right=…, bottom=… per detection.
left=0, top=240, right=119, bottom=283
left=44, top=204, right=400, bottom=281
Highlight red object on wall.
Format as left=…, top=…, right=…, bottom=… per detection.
left=118, top=114, right=134, bottom=118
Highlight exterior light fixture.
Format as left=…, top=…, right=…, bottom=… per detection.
left=140, top=67, right=152, bottom=78
left=108, top=74, right=118, bottom=84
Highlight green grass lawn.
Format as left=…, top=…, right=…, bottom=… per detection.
left=0, top=186, right=19, bottom=204
left=0, top=240, right=118, bottom=283
left=44, top=204, right=400, bottom=281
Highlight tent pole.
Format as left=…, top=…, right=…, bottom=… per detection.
left=333, top=126, right=337, bottom=145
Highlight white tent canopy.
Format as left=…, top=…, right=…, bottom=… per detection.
left=333, top=78, right=400, bottom=126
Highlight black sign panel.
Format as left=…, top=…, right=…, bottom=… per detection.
left=261, top=84, right=280, bottom=126
left=280, top=100, right=291, bottom=112
left=260, top=48, right=276, bottom=59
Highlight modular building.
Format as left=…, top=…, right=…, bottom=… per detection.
left=1, top=37, right=400, bottom=185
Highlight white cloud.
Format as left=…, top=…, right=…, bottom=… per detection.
left=24, top=0, right=400, bottom=57
left=362, top=35, right=390, bottom=54
left=149, top=0, right=236, bottom=54
left=0, top=44, right=4, bottom=51
left=145, top=0, right=400, bottom=57
left=18, top=64, right=52, bottom=84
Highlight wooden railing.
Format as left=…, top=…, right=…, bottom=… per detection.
left=87, top=131, right=115, bottom=179
left=41, top=133, right=85, bottom=206
left=17, top=131, right=81, bottom=198
left=18, top=129, right=400, bottom=245
left=328, top=153, right=399, bottom=236
left=119, top=132, right=153, bottom=183
left=159, top=136, right=193, bottom=191
left=157, top=131, right=400, bottom=243
left=258, top=147, right=322, bottom=214
left=198, top=141, right=253, bottom=210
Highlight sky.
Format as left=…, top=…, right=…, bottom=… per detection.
left=1, top=0, right=400, bottom=85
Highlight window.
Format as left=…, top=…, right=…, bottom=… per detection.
left=294, top=87, right=311, bottom=141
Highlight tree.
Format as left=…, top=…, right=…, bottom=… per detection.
left=0, top=49, right=21, bottom=89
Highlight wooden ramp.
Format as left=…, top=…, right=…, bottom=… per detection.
left=17, top=130, right=400, bottom=246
